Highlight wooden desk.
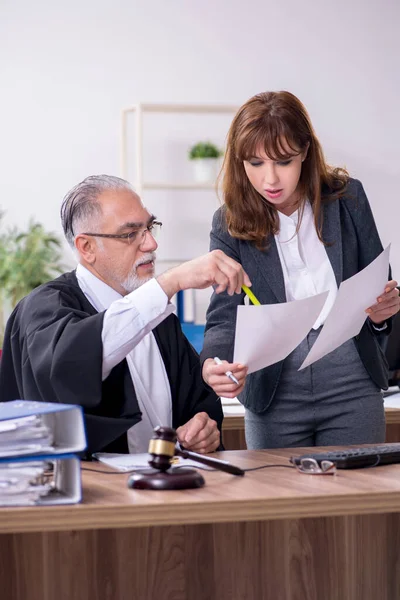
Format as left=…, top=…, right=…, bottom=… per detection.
left=1, top=449, right=400, bottom=600
left=223, top=406, right=400, bottom=450
left=385, top=407, right=400, bottom=441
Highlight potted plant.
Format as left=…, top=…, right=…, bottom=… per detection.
left=0, top=218, right=65, bottom=347
left=188, top=141, right=223, bottom=183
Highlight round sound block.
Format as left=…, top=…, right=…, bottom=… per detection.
left=127, top=467, right=205, bottom=490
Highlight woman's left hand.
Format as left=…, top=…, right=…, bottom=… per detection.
left=366, top=280, right=400, bottom=324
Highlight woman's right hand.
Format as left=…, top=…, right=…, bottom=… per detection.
left=202, top=358, right=248, bottom=398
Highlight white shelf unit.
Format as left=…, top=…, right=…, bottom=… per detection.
left=120, top=103, right=238, bottom=325
left=120, top=103, right=238, bottom=193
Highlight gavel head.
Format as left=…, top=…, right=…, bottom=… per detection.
left=148, top=426, right=177, bottom=472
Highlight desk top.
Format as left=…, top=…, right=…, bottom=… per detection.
left=222, top=407, right=400, bottom=428
left=222, top=395, right=400, bottom=427
left=2, top=448, right=400, bottom=534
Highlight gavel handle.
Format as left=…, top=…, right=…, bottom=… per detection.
left=175, top=448, right=244, bottom=476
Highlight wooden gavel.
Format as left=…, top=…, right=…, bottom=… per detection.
left=148, top=426, right=244, bottom=476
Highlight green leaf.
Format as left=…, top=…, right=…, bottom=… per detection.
left=188, top=141, right=223, bottom=160
left=0, top=216, right=65, bottom=309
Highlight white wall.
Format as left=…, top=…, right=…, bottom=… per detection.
left=0, top=0, right=399, bottom=321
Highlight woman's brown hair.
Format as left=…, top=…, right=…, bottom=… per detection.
left=221, top=91, right=349, bottom=249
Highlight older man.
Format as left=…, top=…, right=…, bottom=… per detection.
left=0, top=175, right=250, bottom=455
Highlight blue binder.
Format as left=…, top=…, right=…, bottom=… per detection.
left=0, top=400, right=87, bottom=456
left=0, top=400, right=87, bottom=506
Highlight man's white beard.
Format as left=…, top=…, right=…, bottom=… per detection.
left=121, top=252, right=156, bottom=293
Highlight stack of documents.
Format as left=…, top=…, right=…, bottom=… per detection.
left=0, top=401, right=87, bottom=506
left=0, top=415, right=54, bottom=457
left=0, top=460, right=53, bottom=506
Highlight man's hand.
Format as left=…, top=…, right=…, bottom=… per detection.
left=203, top=358, right=247, bottom=398
left=176, top=412, right=220, bottom=454
left=366, top=280, right=400, bottom=324
left=157, top=249, right=251, bottom=299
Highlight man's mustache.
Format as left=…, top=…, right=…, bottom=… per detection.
left=134, top=252, right=156, bottom=268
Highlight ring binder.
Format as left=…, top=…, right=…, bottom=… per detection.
left=0, top=401, right=87, bottom=505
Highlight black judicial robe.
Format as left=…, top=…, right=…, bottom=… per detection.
left=0, top=271, right=223, bottom=454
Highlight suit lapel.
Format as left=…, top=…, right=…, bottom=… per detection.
left=321, top=200, right=343, bottom=286
left=248, top=236, right=286, bottom=303
left=247, top=200, right=343, bottom=303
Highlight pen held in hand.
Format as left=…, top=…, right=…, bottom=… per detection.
left=241, top=285, right=261, bottom=306
left=213, top=356, right=240, bottom=385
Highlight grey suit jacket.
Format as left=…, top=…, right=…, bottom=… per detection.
left=201, top=178, right=391, bottom=414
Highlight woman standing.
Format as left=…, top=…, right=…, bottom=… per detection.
left=201, top=91, right=400, bottom=449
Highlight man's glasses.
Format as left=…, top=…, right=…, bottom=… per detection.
left=295, top=457, right=336, bottom=475
left=82, top=221, right=162, bottom=246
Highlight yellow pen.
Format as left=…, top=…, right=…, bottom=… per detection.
left=242, top=285, right=261, bottom=306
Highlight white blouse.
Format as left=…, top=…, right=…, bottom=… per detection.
left=274, top=201, right=338, bottom=330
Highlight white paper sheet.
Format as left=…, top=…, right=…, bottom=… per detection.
left=384, top=393, right=400, bottom=409
left=223, top=405, right=245, bottom=416
left=233, top=291, right=329, bottom=374
left=299, top=245, right=391, bottom=370
left=93, top=452, right=214, bottom=471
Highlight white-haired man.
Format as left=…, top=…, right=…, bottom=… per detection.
left=0, top=175, right=251, bottom=456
